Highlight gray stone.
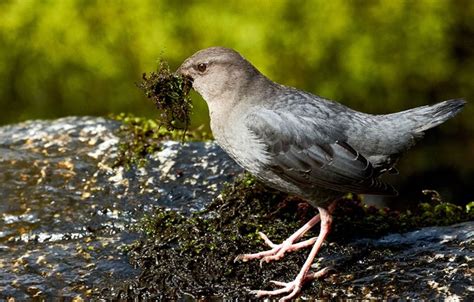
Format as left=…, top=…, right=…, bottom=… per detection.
left=0, top=117, right=242, bottom=299
left=318, top=221, right=473, bottom=300
left=0, top=117, right=472, bottom=300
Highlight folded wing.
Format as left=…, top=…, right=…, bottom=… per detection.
left=245, top=109, right=397, bottom=195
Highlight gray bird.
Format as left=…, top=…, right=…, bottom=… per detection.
left=176, top=46, right=465, bottom=301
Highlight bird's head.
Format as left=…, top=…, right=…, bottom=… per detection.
left=176, top=47, right=264, bottom=106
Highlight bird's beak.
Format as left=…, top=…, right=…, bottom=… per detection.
left=175, top=62, right=191, bottom=79
left=175, top=64, right=186, bottom=76
left=175, top=63, right=194, bottom=93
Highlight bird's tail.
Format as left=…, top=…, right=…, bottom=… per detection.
left=389, top=99, right=466, bottom=134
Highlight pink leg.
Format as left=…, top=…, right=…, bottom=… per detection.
left=251, top=206, right=333, bottom=301
left=234, top=214, right=321, bottom=264
left=235, top=201, right=337, bottom=264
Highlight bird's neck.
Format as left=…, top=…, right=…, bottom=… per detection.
left=209, top=74, right=275, bottom=127
left=208, top=74, right=278, bottom=151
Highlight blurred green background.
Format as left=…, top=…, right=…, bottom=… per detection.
left=0, top=0, right=473, bottom=205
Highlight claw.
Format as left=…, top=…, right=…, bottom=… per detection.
left=306, top=266, right=333, bottom=281
left=258, top=231, right=277, bottom=248
left=234, top=254, right=249, bottom=263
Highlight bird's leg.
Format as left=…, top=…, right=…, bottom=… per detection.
left=251, top=206, right=333, bottom=301
left=235, top=200, right=337, bottom=264
left=234, top=213, right=320, bottom=263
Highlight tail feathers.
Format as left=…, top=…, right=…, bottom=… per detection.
left=405, top=99, right=466, bottom=133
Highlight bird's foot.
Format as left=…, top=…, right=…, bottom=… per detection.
left=234, top=231, right=317, bottom=264
left=251, top=267, right=332, bottom=302
left=251, top=279, right=301, bottom=302
left=235, top=213, right=322, bottom=264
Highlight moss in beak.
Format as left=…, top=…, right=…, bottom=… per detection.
left=138, top=60, right=193, bottom=131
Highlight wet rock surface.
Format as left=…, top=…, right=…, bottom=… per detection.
left=0, top=117, right=472, bottom=300
left=0, top=117, right=241, bottom=299
left=322, top=221, right=473, bottom=299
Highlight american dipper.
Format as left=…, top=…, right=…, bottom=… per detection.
left=176, top=47, right=465, bottom=301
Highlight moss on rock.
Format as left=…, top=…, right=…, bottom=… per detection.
left=110, top=114, right=212, bottom=169
left=97, top=173, right=473, bottom=299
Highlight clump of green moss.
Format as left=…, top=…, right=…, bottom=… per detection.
left=329, top=190, right=473, bottom=243
left=110, top=113, right=212, bottom=169
left=98, top=173, right=308, bottom=299
left=97, top=173, right=473, bottom=299
left=138, top=60, right=193, bottom=131
left=108, top=59, right=199, bottom=169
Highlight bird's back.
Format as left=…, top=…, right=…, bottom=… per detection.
left=251, top=86, right=465, bottom=186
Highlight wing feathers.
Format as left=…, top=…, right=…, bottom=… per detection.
left=246, top=111, right=397, bottom=195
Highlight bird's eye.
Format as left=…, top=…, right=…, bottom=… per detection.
left=196, top=63, right=207, bottom=73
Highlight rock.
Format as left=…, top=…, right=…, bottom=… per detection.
left=0, top=117, right=242, bottom=299
left=0, top=117, right=472, bottom=300
left=320, top=221, right=473, bottom=300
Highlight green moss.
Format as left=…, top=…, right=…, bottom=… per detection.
left=138, top=60, right=193, bottom=132
left=330, top=189, right=472, bottom=242
left=109, top=59, right=217, bottom=169
left=98, top=173, right=472, bottom=299
left=110, top=113, right=212, bottom=169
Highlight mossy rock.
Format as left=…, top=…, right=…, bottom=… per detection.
left=110, top=114, right=212, bottom=169
left=97, top=173, right=473, bottom=299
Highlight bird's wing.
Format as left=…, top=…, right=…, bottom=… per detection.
left=245, top=108, right=397, bottom=195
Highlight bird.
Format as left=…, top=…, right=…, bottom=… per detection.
left=176, top=46, right=466, bottom=301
